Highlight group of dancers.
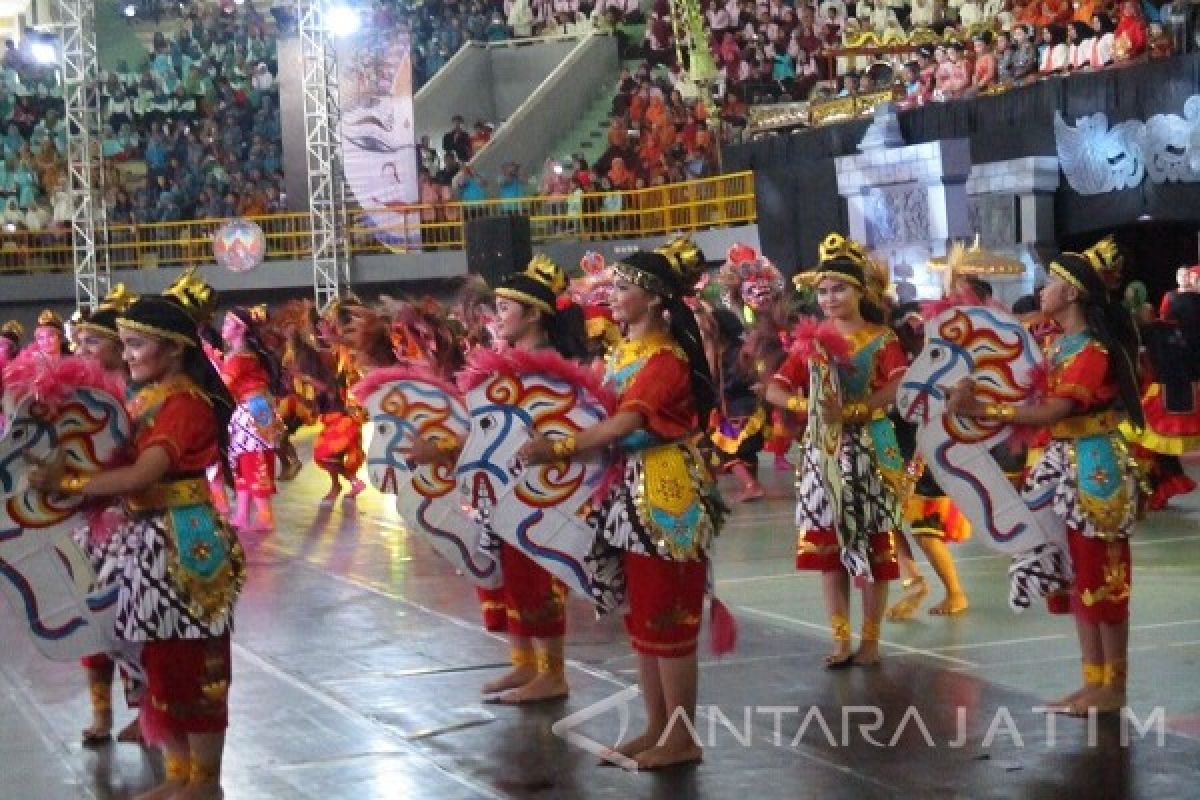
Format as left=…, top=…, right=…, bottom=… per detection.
left=3, top=225, right=1198, bottom=793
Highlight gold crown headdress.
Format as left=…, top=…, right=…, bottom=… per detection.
left=1, top=319, right=23, bottom=341
left=655, top=237, right=707, bottom=293
left=1081, top=235, right=1123, bottom=290
left=794, top=232, right=886, bottom=303
left=37, top=309, right=64, bottom=329
left=494, top=254, right=568, bottom=315
left=165, top=267, right=218, bottom=323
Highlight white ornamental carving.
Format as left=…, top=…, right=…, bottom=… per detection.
left=1054, top=96, right=1200, bottom=195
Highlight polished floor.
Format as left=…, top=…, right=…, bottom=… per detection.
left=2, top=445, right=1199, bottom=799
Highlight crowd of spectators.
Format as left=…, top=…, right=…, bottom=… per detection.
left=621, top=0, right=1181, bottom=141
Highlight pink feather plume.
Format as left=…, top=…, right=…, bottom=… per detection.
left=351, top=363, right=462, bottom=404
left=2, top=352, right=125, bottom=412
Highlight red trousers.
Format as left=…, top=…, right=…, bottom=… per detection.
left=796, top=528, right=900, bottom=581
left=140, top=634, right=231, bottom=744
left=623, top=551, right=707, bottom=658
left=234, top=451, right=276, bottom=497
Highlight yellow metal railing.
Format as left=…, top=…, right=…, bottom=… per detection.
left=0, top=172, right=755, bottom=274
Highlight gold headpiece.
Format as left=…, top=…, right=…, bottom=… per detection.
left=654, top=236, right=707, bottom=293
left=494, top=254, right=568, bottom=315
left=37, top=309, right=63, bottom=329
left=165, top=267, right=218, bottom=323
left=100, top=283, right=138, bottom=314
left=794, top=233, right=884, bottom=301
left=1081, top=235, right=1123, bottom=289
left=1, top=320, right=23, bottom=340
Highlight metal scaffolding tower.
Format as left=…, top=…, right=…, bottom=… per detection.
left=56, top=0, right=108, bottom=311
left=297, top=0, right=349, bottom=312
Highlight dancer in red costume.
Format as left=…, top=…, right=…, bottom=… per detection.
left=30, top=295, right=244, bottom=800
left=948, top=241, right=1143, bottom=716
left=416, top=256, right=588, bottom=704
left=217, top=307, right=285, bottom=533
left=71, top=286, right=145, bottom=747
left=765, top=234, right=905, bottom=668
left=520, top=241, right=727, bottom=769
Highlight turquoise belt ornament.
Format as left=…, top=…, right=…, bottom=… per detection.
left=1076, top=434, right=1122, bottom=503
left=867, top=416, right=905, bottom=475
left=169, top=504, right=228, bottom=580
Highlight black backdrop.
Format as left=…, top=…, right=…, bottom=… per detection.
left=725, top=54, right=1200, bottom=275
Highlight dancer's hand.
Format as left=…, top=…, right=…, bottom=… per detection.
left=517, top=434, right=554, bottom=466
left=944, top=379, right=983, bottom=416
left=407, top=436, right=454, bottom=466
left=25, top=450, right=65, bottom=491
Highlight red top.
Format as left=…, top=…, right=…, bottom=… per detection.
left=221, top=351, right=270, bottom=403
left=1046, top=333, right=1117, bottom=413
left=129, top=376, right=218, bottom=473
left=614, top=345, right=696, bottom=442
left=771, top=325, right=907, bottom=403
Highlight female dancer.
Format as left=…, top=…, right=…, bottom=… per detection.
left=219, top=307, right=285, bottom=532
left=520, top=242, right=724, bottom=769
left=34, top=309, right=67, bottom=357
left=764, top=234, right=905, bottom=668
left=71, top=286, right=143, bottom=747
left=416, top=256, right=588, bottom=704
left=30, top=294, right=244, bottom=799
left=947, top=244, right=1142, bottom=715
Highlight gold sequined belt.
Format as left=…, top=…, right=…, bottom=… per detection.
left=1050, top=410, right=1124, bottom=440
left=126, top=478, right=210, bottom=514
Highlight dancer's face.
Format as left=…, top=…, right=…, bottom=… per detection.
left=221, top=313, right=246, bottom=347
left=1039, top=274, right=1077, bottom=318
left=816, top=277, right=861, bottom=322
left=611, top=279, right=655, bottom=327
left=119, top=330, right=181, bottom=384
left=35, top=326, right=63, bottom=356
left=78, top=330, right=124, bottom=372
left=494, top=297, right=539, bottom=347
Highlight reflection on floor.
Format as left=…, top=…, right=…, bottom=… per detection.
left=2, top=454, right=1198, bottom=799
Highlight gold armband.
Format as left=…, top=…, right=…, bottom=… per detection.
left=551, top=435, right=578, bottom=460
left=434, top=438, right=459, bottom=454
left=982, top=403, right=1016, bottom=421
left=57, top=473, right=90, bottom=494
left=786, top=395, right=808, bottom=414
left=842, top=402, right=869, bottom=425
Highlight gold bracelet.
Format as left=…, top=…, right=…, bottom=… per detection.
left=982, top=403, right=1016, bottom=421
left=550, top=435, right=578, bottom=460
left=786, top=395, right=808, bottom=414
left=433, top=438, right=459, bottom=454
left=57, top=473, right=90, bottom=494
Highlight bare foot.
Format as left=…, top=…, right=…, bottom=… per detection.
left=1039, top=684, right=1097, bottom=713
left=885, top=577, right=929, bottom=621
left=481, top=666, right=537, bottom=695
left=928, top=594, right=968, bottom=616
left=597, top=730, right=659, bottom=765
left=825, top=642, right=854, bottom=669
left=851, top=641, right=881, bottom=667
left=174, top=781, right=224, bottom=800
left=116, top=717, right=144, bottom=745
left=490, top=672, right=568, bottom=705
left=135, top=779, right=187, bottom=800
left=1067, top=686, right=1125, bottom=717
left=737, top=481, right=765, bottom=503
left=634, top=742, right=704, bottom=770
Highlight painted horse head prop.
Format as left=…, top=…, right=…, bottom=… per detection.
left=0, top=354, right=132, bottom=660
left=896, top=305, right=1070, bottom=610
left=354, top=366, right=501, bottom=589
left=456, top=348, right=614, bottom=601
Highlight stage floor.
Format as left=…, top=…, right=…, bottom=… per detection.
left=3, top=448, right=1199, bottom=799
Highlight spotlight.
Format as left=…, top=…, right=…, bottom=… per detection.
left=30, top=41, right=57, bottom=65
left=327, top=4, right=361, bottom=37
left=123, top=3, right=136, bottom=16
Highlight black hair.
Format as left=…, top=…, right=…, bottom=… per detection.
left=1053, top=253, right=1143, bottom=427
left=227, top=306, right=287, bottom=397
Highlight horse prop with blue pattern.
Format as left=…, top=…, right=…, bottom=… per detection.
left=455, top=348, right=613, bottom=602
left=355, top=366, right=502, bottom=589
left=0, top=359, right=134, bottom=660
left=896, top=305, right=1071, bottom=610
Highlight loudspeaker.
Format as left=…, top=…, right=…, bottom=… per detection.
left=465, top=214, right=532, bottom=286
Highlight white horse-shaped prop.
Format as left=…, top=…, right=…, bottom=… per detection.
left=0, top=363, right=133, bottom=660
left=355, top=366, right=502, bottom=589
left=896, top=305, right=1072, bottom=610
left=455, top=349, right=613, bottom=603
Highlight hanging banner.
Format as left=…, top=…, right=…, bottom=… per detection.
left=337, top=31, right=421, bottom=249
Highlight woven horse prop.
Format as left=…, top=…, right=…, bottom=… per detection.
left=456, top=349, right=613, bottom=602
left=896, top=305, right=1071, bottom=610
left=0, top=359, right=134, bottom=660
left=355, top=366, right=502, bottom=589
